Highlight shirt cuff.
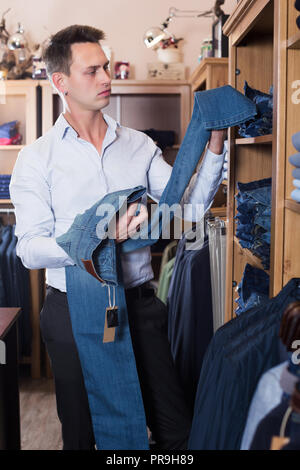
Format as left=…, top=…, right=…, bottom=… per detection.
left=200, top=144, right=226, bottom=176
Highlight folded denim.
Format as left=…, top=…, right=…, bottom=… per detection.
left=292, top=132, right=300, bottom=152
left=0, top=120, right=18, bottom=139
left=293, top=179, right=300, bottom=189
left=254, top=215, right=271, bottom=232
left=293, top=168, right=300, bottom=179
left=291, top=188, right=300, bottom=203
left=56, top=84, right=258, bottom=449
left=237, top=264, right=270, bottom=306
left=289, top=152, right=300, bottom=168
left=238, top=82, right=273, bottom=138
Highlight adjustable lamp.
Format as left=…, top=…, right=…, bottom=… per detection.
left=143, top=2, right=225, bottom=49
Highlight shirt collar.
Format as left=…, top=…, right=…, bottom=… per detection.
left=54, top=112, right=121, bottom=140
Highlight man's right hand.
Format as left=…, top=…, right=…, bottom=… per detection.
left=114, top=201, right=148, bottom=243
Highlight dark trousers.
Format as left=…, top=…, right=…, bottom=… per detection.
left=40, top=285, right=192, bottom=450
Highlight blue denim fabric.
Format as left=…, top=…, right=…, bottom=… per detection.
left=238, top=82, right=273, bottom=138
left=289, top=152, right=300, bottom=167
left=291, top=188, right=300, bottom=203
left=292, top=132, right=300, bottom=152
left=56, top=85, right=257, bottom=449
left=0, top=121, right=18, bottom=138
left=293, top=168, right=300, bottom=179
left=235, top=263, right=269, bottom=316
left=57, top=186, right=149, bottom=450
left=235, top=178, right=271, bottom=269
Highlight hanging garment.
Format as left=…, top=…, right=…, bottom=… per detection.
left=206, top=217, right=226, bottom=332
left=240, top=361, right=287, bottom=449
left=56, top=85, right=257, bottom=449
left=188, top=278, right=300, bottom=450
left=250, top=393, right=300, bottom=450
left=158, top=239, right=178, bottom=280
left=241, top=357, right=300, bottom=450
left=0, top=224, right=12, bottom=303
left=0, top=222, right=32, bottom=356
left=167, top=234, right=213, bottom=411
left=156, top=256, right=176, bottom=305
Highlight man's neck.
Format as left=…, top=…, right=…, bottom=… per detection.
left=63, top=109, right=108, bottom=143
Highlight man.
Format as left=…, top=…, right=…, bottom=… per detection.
left=9, top=25, right=227, bottom=450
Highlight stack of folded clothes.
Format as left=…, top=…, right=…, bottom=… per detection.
left=238, top=81, right=273, bottom=138
left=140, top=128, right=175, bottom=151
left=0, top=174, right=11, bottom=199
left=235, top=178, right=272, bottom=270
left=0, top=120, right=22, bottom=145
left=235, top=263, right=270, bottom=316
left=289, top=131, right=300, bottom=203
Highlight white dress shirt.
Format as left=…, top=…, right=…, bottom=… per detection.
left=9, top=112, right=226, bottom=292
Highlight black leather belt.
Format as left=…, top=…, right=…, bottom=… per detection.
left=125, top=281, right=155, bottom=300
left=47, top=282, right=155, bottom=300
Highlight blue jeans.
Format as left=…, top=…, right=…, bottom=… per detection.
left=235, top=179, right=271, bottom=269
left=56, top=85, right=257, bottom=450
left=238, top=81, right=273, bottom=138
left=235, top=263, right=269, bottom=315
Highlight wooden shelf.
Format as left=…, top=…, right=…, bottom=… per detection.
left=285, top=199, right=300, bottom=214
left=0, top=145, right=24, bottom=150
left=287, top=32, right=300, bottom=49
left=234, top=236, right=270, bottom=275
left=235, top=135, right=273, bottom=145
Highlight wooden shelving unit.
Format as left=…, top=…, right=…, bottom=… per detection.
left=0, top=80, right=44, bottom=378
left=223, top=0, right=300, bottom=322
left=235, top=134, right=273, bottom=145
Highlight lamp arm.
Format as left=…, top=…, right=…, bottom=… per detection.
left=168, top=7, right=213, bottom=19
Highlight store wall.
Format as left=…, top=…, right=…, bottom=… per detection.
left=1, top=0, right=237, bottom=79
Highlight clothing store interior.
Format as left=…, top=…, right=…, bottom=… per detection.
left=0, top=0, right=300, bottom=452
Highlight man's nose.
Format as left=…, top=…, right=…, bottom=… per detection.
left=98, top=68, right=111, bottom=85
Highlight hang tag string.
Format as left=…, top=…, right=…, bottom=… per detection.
left=107, top=284, right=116, bottom=309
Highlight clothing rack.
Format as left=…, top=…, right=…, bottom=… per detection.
left=0, top=208, right=44, bottom=378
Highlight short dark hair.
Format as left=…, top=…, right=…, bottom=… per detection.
left=42, top=25, right=105, bottom=78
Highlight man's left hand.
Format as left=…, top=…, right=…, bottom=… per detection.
left=208, top=129, right=227, bottom=155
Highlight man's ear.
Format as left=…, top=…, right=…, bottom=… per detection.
left=52, top=72, right=67, bottom=96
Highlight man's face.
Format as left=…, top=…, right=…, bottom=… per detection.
left=63, top=42, right=111, bottom=111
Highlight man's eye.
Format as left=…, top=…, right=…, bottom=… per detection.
left=88, top=70, right=96, bottom=75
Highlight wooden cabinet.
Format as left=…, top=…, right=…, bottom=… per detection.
left=189, top=58, right=229, bottom=93
left=0, top=80, right=44, bottom=378
left=223, top=0, right=300, bottom=322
